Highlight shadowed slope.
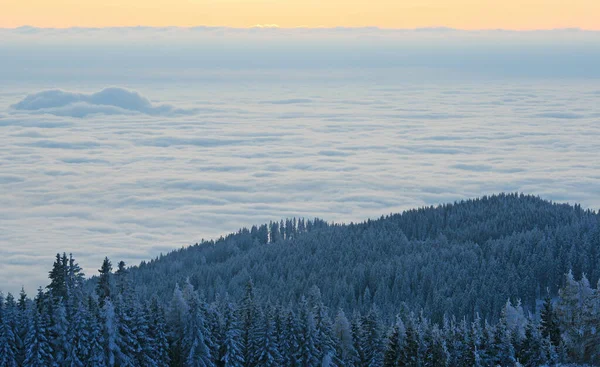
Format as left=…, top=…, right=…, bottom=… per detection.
left=124, top=193, right=600, bottom=322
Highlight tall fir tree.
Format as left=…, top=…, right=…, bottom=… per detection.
left=296, top=297, right=319, bottom=367
left=148, top=298, right=171, bottom=366
left=556, top=270, right=587, bottom=362
left=0, top=292, right=19, bottom=367
left=240, top=280, right=258, bottom=367
left=333, top=309, right=359, bottom=367
left=351, top=314, right=366, bottom=367
left=47, top=253, right=68, bottom=301
left=16, top=288, right=29, bottom=366
left=86, top=296, right=107, bottom=367
left=23, top=307, right=54, bottom=367
left=361, top=307, right=383, bottom=367
left=96, top=257, right=113, bottom=309
left=167, top=283, right=189, bottom=367
left=430, top=324, right=450, bottom=367
left=254, top=306, right=282, bottom=367
left=219, top=302, right=244, bottom=367
left=468, top=314, right=485, bottom=367
left=280, top=309, right=300, bottom=367
left=309, top=287, right=338, bottom=366
left=517, top=318, right=545, bottom=367
left=399, top=316, right=420, bottom=367
left=51, top=301, right=69, bottom=365
left=493, top=310, right=516, bottom=367
left=65, top=300, right=89, bottom=367
left=383, top=319, right=403, bottom=367
left=100, top=299, right=122, bottom=367
left=114, top=294, right=138, bottom=366
left=183, top=293, right=214, bottom=367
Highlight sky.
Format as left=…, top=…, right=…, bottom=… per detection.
left=2, top=0, right=600, bottom=29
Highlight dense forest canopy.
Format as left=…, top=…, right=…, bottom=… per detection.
left=2, top=193, right=600, bottom=366
left=4, top=256, right=600, bottom=366
left=127, top=193, right=600, bottom=322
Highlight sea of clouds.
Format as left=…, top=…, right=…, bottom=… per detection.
left=1, top=27, right=599, bottom=294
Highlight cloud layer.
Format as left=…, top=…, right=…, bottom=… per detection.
left=11, top=87, right=196, bottom=117
left=1, top=76, right=600, bottom=294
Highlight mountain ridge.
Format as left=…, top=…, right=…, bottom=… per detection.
left=121, top=193, right=600, bottom=322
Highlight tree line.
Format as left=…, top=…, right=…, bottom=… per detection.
left=2, top=253, right=600, bottom=366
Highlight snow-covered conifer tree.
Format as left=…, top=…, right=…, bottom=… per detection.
left=101, top=299, right=121, bottom=367
left=240, top=280, right=258, bottom=367
left=0, top=292, right=19, bottom=367
left=220, top=302, right=244, bottom=367
left=296, top=297, right=319, bottom=367
left=280, top=309, right=300, bottom=367
left=183, top=293, right=214, bottom=367
left=333, top=309, right=359, bottom=367
left=23, top=307, right=54, bottom=367
left=254, top=306, right=282, bottom=367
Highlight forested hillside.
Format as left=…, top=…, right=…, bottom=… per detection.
left=2, top=193, right=600, bottom=366
left=129, top=193, right=600, bottom=322
left=2, top=246, right=600, bottom=365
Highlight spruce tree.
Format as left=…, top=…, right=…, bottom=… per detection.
left=65, top=300, right=89, bottom=367
left=557, top=270, right=587, bottom=362
left=96, top=257, right=113, bottom=308
left=23, top=307, right=54, bottom=367
left=280, top=309, right=300, bottom=367
left=493, top=312, right=516, bottom=367
left=66, top=253, right=85, bottom=301
left=202, top=300, right=222, bottom=365
left=148, top=298, right=170, bottom=366
left=541, top=335, right=558, bottom=366
left=0, top=292, right=19, bottom=367
left=183, top=294, right=214, bottom=367
left=167, top=283, right=189, bottom=366
left=47, top=253, right=67, bottom=301
left=430, top=324, right=450, bottom=367
left=453, top=318, right=470, bottom=367
left=15, top=290, right=28, bottom=366
left=333, top=309, right=359, bottom=367
left=361, top=307, right=383, bottom=367
left=51, top=302, right=69, bottom=365
left=583, top=279, right=600, bottom=364
left=383, top=321, right=402, bottom=367
left=254, top=306, right=282, bottom=367
left=518, top=318, right=544, bottom=367
left=310, top=287, right=338, bottom=365
left=400, top=316, right=419, bottom=367
left=114, top=294, right=138, bottom=366
left=240, top=280, right=258, bottom=367
left=220, top=302, right=244, bottom=367
left=296, top=297, right=319, bottom=367
left=101, top=299, right=122, bottom=367
left=468, top=314, right=484, bottom=367
left=86, top=296, right=107, bottom=367
left=132, top=301, right=155, bottom=367
left=351, top=314, right=366, bottom=367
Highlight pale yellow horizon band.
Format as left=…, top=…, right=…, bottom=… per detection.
left=2, top=0, right=599, bottom=31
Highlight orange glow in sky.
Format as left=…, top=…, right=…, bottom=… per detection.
left=2, top=0, right=599, bottom=30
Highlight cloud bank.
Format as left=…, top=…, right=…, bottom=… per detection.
left=1, top=79, right=600, bottom=295
left=11, top=87, right=196, bottom=117
left=0, top=27, right=599, bottom=82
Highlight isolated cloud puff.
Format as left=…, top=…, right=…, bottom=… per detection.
left=11, top=87, right=196, bottom=117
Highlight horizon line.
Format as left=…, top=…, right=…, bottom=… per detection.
left=2, top=25, right=599, bottom=32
